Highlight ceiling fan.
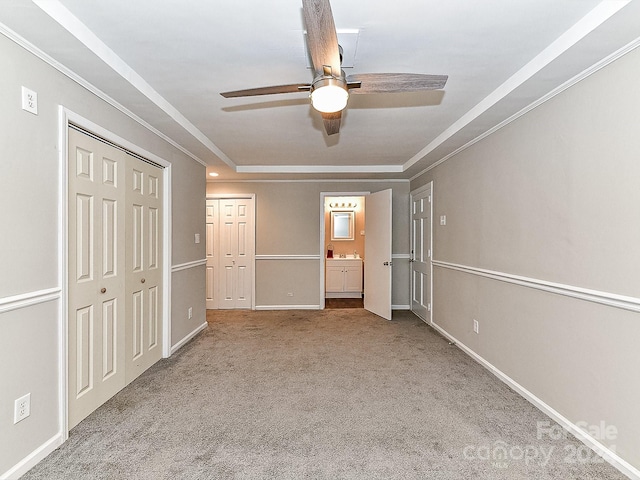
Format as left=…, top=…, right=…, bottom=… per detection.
left=221, top=0, right=448, bottom=135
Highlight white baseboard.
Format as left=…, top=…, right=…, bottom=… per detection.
left=255, top=305, right=320, bottom=310
left=1, top=432, right=64, bottom=480
left=392, top=304, right=410, bottom=310
left=325, top=292, right=362, bottom=298
left=428, top=320, right=640, bottom=480
left=170, top=321, right=207, bottom=355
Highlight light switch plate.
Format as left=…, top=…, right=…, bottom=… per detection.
left=21, top=86, right=38, bottom=115
left=194, top=233, right=200, bottom=244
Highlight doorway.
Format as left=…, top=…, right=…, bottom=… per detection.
left=323, top=195, right=365, bottom=309
left=320, top=190, right=393, bottom=319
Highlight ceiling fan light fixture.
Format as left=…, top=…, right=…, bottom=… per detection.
left=310, top=77, right=349, bottom=113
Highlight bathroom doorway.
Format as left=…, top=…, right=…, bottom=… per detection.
left=319, top=190, right=393, bottom=318
left=322, top=194, right=366, bottom=309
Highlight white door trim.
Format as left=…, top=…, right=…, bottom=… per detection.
left=58, top=106, right=172, bottom=439
left=410, top=182, right=433, bottom=324
left=319, top=191, right=369, bottom=309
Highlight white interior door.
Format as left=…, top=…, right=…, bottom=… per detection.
left=410, top=184, right=432, bottom=322
left=364, top=189, right=393, bottom=320
left=205, top=199, right=219, bottom=309
left=68, top=128, right=126, bottom=428
left=125, top=158, right=163, bottom=383
left=219, top=198, right=254, bottom=309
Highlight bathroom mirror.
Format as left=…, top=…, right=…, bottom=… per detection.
left=331, top=210, right=354, bottom=241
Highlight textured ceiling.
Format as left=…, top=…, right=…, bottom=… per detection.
left=1, top=0, right=639, bottom=180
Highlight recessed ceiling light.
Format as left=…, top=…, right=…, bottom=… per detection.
left=209, top=172, right=219, bottom=177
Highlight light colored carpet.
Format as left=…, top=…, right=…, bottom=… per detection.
left=23, top=309, right=626, bottom=479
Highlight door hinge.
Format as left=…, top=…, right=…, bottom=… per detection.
left=428, top=303, right=431, bottom=312
left=428, top=249, right=431, bottom=258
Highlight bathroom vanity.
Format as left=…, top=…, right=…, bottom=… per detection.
left=325, top=256, right=363, bottom=298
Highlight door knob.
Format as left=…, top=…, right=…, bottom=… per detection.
left=141, top=278, right=146, bottom=283
left=100, top=287, right=107, bottom=294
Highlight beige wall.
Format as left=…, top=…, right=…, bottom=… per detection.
left=207, top=181, right=411, bottom=308
left=171, top=266, right=207, bottom=347
left=0, top=33, right=205, bottom=476
left=411, top=47, right=640, bottom=470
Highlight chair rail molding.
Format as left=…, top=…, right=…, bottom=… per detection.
left=0, top=287, right=61, bottom=314
left=432, top=260, right=640, bottom=313
left=256, top=255, right=321, bottom=261
left=172, top=258, right=207, bottom=273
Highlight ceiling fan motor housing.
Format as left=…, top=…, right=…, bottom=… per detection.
left=310, top=71, right=349, bottom=113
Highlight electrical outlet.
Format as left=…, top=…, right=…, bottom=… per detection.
left=188, top=307, right=193, bottom=319
left=473, top=319, right=479, bottom=334
left=14, top=393, right=31, bottom=424
left=194, top=233, right=200, bottom=244
left=440, top=215, right=447, bottom=226
left=21, top=86, right=38, bottom=115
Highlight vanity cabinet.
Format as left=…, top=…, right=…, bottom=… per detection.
left=326, top=258, right=363, bottom=298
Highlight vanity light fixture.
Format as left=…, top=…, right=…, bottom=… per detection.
left=329, top=202, right=357, bottom=210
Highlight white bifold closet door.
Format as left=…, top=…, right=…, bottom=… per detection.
left=124, top=158, right=163, bottom=383
left=68, top=128, right=163, bottom=429
left=205, top=198, right=254, bottom=310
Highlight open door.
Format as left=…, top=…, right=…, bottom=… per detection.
left=364, top=189, right=392, bottom=320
